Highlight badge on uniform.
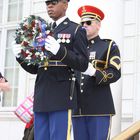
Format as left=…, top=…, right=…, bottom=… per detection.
left=57, top=33, right=71, bottom=43
left=89, top=51, right=96, bottom=60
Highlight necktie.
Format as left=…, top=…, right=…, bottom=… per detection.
left=52, top=22, right=56, bottom=29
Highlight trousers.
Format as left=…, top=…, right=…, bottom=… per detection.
left=72, top=115, right=111, bottom=140
left=34, top=110, right=72, bottom=140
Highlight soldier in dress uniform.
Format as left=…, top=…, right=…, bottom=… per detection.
left=12, top=0, right=89, bottom=140
left=72, top=5, right=121, bottom=140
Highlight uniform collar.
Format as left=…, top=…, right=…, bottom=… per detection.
left=88, top=35, right=100, bottom=45
left=55, top=16, right=67, bottom=26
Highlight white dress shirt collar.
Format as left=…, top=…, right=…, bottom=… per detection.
left=55, top=16, right=67, bottom=26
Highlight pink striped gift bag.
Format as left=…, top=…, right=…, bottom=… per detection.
left=14, top=94, right=34, bottom=123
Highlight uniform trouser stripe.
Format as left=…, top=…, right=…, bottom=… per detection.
left=107, top=115, right=112, bottom=140
left=66, top=109, right=72, bottom=140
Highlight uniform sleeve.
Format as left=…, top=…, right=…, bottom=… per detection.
left=95, top=41, right=121, bottom=85
left=16, top=58, right=38, bottom=74
left=55, top=26, right=89, bottom=72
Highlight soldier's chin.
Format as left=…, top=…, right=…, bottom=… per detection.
left=48, top=14, right=55, bottom=19
left=49, top=15, right=58, bottom=21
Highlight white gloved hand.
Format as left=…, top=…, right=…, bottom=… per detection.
left=82, top=63, right=96, bottom=76
left=45, top=36, right=60, bottom=55
left=12, top=41, right=21, bottom=58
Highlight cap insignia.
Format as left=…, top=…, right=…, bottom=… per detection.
left=82, top=6, right=87, bottom=15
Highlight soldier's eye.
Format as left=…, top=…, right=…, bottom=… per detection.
left=81, top=21, right=92, bottom=26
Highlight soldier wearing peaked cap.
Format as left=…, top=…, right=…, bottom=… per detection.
left=72, top=5, right=121, bottom=140
left=13, top=0, right=88, bottom=140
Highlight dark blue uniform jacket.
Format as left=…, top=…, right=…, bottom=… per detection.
left=73, top=36, right=121, bottom=116
left=16, top=18, right=89, bottom=112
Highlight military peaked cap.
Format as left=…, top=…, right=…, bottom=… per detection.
left=78, top=5, right=104, bottom=22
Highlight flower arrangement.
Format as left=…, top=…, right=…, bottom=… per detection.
left=15, top=15, right=52, bottom=67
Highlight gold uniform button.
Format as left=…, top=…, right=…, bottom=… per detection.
left=81, top=76, right=84, bottom=79
left=81, top=83, right=84, bottom=86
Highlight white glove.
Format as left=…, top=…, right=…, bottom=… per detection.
left=82, top=63, right=96, bottom=76
left=12, top=41, right=21, bottom=58
left=45, top=36, right=60, bottom=55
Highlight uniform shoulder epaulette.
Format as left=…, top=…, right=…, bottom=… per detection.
left=102, top=39, right=118, bottom=48
left=102, top=39, right=113, bottom=42
left=70, top=21, right=79, bottom=26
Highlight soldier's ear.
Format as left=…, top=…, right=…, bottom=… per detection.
left=63, top=2, right=68, bottom=11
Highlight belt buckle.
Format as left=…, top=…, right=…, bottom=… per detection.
left=55, top=61, right=58, bottom=66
